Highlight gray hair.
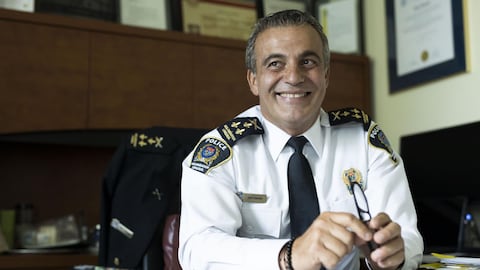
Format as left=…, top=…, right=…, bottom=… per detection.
left=245, top=9, right=330, bottom=74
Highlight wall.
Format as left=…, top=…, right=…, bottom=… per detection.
left=363, top=0, right=479, bottom=151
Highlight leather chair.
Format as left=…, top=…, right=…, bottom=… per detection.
left=162, top=214, right=182, bottom=270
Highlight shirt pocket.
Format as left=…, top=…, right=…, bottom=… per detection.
left=237, top=205, right=282, bottom=239
left=327, top=196, right=358, bottom=217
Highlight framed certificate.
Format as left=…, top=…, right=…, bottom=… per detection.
left=256, top=0, right=306, bottom=18
left=180, top=0, right=257, bottom=40
left=386, top=0, right=469, bottom=92
left=120, top=0, right=171, bottom=30
left=315, top=0, right=363, bottom=54
left=0, top=0, right=34, bottom=12
left=34, top=0, right=117, bottom=21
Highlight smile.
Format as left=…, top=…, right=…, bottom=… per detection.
left=277, top=92, right=310, bottom=98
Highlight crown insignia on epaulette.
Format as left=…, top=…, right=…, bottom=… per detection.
left=130, top=132, right=164, bottom=149
left=217, top=117, right=264, bottom=146
left=328, top=108, right=371, bottom=131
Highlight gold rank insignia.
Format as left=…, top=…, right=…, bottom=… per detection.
left=217, top=117, right=264, bottom=146
left=368, top=124, right=399, bottom=165
left=126, top=127, right=177, bottom=153
left=329, top=107, right=371, bottom=131
left=342, top=168, right=365, bottom=194
left=130, top=132, right=164, bottom=149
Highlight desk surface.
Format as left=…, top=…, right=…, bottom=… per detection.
left=0, top=253, right=97, bottom=269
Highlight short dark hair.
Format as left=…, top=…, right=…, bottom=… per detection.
left=245, top=9, right=330, bottom=74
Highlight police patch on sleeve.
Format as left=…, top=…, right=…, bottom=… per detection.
left=368, top=124, right=399, bottom=165
left=190, top=137, right=232, bottom=174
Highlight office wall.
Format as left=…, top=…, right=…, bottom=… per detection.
left=363, top=0, right=479, bottom=152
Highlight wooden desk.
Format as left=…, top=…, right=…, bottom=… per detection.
left=0, top=253, right=97, bottom=270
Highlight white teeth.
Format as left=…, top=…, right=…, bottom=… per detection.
left=279, top=93, right=307, bottom=98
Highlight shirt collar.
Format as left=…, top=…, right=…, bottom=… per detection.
left=262, top=109, right=329, bottom=161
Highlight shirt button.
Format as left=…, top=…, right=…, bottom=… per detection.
left=114, top=257, right=120, bottom=266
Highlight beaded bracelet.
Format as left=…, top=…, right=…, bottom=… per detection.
left=284, top=238, right=295, bottom=270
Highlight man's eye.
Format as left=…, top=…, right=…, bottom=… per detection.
left=302, top=59, right=317, bottom=67
left=303, top=59, right=314, bottom=65
left=268, top=61, right=279, bottom=67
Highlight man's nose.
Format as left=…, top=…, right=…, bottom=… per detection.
left=284, top=65, right=305, bottom=85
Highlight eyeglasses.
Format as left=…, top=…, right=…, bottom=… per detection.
left=351, top=181, right=372, bottom=223
left=350, top=180, right=378, bottom=252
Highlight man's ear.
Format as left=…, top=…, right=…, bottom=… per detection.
left=325, top=67, right=330, bottom=89
left=247, top=69, right=259, bottom=96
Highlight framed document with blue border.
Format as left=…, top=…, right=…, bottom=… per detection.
left=386, top=0, right=470, bottom=92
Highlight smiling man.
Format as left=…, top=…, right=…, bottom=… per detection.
left=179, top=10, right=423, bottom=270
left=246, top=23, right=328, bottom=137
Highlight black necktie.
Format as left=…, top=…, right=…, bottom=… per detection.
left=287, top=136, right=320, bottom=238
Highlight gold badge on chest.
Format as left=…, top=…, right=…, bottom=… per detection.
left=342, top=168, right=365, bottom=195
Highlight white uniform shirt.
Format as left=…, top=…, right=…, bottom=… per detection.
left=179, top=105, right=423, bottom=270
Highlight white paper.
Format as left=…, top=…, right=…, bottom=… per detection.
left=318, top=0, right=360, bottom=54
left=441, top=257, right=480, bottom=265
left=120, top=0, right=168, bottom=30
left=394, top=0, right=455, bottom=76
left=0, top=0, right=34, bottom=12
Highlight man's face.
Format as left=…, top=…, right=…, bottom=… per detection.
left=247, top=25, right=329, bottom=136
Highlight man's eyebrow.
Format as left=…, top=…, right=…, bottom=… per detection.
left=300, top=50, right=322, bottom=61
left=261, top=51, right=322, bottom=67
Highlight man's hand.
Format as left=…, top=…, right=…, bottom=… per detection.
left=288, top=211, right=374, bottom=270
left=362, top=212, right=405, bottom=270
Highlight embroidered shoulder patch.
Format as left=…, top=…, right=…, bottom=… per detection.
left=190, top=137, right=232, bottom=174
left=368, top=124, right=399, bottom=164
left=190, top=117, right=264, bottom=174
left=328, top=108, right=371, bottom=131
left=217, top=117, right=264, bottom=146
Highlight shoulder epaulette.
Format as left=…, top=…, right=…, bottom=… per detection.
left=217, top=117, right=264, bottom=146
left=127, top=127, right=178, bottom=154
left=328, top=108, right=372, bottom=131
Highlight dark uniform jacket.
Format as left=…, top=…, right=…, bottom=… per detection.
left=98, top=127, right=204, bottom=269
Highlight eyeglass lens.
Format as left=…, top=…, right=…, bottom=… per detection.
left=352, top=183, right=371, bottom=222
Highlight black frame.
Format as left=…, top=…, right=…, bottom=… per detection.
left=350, top=180, right=378, bottom=252
left=386, top=0, right=468, bottom=92
left=34, top=0, right=118, bottom=21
